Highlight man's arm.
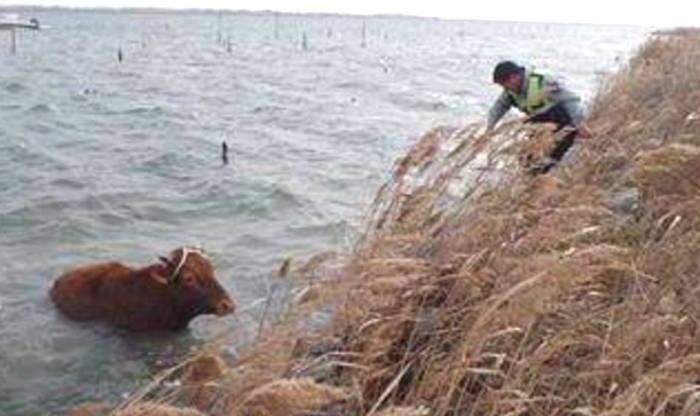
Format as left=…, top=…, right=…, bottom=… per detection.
left=486, top=91, right=513, bottom=130
left=559, top=98, right=593, bottom=138
left=544, top=78, right=594, bottom=138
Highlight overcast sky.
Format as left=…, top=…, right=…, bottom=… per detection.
left=3, top=0, right=698, bottom=27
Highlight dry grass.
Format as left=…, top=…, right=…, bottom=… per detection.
left=234, top=378, right=350, bottom=416
left=90, top=30, right=700, bottom=416
left=113, top=403, right=205, bottom=416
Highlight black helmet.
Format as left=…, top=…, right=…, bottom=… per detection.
left=493, top=60, right=523, bottom=83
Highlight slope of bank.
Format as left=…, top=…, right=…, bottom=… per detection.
left=84, top=28, right=700, bottom=416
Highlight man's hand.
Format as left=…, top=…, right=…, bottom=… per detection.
left=576, top=124, right=594, bottom=139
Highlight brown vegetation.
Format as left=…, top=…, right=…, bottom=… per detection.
left=104, top=29, right=700, bottom=416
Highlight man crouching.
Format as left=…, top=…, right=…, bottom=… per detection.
left=487, top=60, right=594, bottom=173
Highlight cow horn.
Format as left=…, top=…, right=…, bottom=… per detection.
left=169, top=247, right=195, bottom=284
left=160, top=246, right=206, bottom=284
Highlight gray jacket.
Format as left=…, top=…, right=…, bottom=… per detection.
left=487, top=68, right=584, bottom=130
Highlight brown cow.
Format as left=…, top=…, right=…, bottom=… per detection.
left=50, top=247, right=235, bottom=331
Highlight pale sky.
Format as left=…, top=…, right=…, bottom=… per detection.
left=2, top=0, right=698, bottom=27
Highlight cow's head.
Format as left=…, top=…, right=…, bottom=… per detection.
left=156, top=247, right=235, bottom=317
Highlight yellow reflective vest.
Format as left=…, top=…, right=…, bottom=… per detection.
left=506, top=70, right=550, bottom=114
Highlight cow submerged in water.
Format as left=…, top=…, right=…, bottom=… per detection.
left=49, top=247, right=236, bottom=331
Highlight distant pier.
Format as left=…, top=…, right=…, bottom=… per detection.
left=0, top=16, right=41, bottom=55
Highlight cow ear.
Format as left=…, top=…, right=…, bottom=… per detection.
left=156, top=256, right=175, bottom=284
left=150, top=269, right=170, bottom=286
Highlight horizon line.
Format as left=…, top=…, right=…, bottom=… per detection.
left=0, top=4, right=656, bottom=28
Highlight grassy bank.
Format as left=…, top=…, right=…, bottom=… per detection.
left=78, top=28, right=700, bottom=416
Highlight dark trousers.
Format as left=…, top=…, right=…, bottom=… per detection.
left=526, top=104, right=578, bottom=172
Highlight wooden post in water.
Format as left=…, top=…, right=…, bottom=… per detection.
left=221, top=141, right=229, bottom=165
left=10, top=27, right=16, bottom=55
left=274, top=12, right=279, bottom=40
left=217, top=10, right=222, bottom=44
left=361, top=20, right=367, bottom=48
left=302, top=31, right=308, bottom=51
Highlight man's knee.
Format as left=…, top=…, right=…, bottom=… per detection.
left=530, top=105, right=572, bottom=129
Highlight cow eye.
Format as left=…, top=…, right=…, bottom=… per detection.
left=182, top=273, right=198, bottom=288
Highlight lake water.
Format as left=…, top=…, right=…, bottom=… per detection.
left=0, top=8, right=648, bottom=415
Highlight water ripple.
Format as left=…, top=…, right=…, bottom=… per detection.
left=4, top=82, right=29, bottom=93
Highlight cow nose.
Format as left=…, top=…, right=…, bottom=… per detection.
left=215, top=298, right=235, bottom=316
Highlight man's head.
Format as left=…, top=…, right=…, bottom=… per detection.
left=493, top=60, right=524, bottom=92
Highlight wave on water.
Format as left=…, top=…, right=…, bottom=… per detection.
left=7, top=219, right=97, bottom=246
left=48, top=178, right=87, bottom=190
left=121, top=105, right=166, bottom=116
left=4, top=82, right=29, bottom=93
left=26, top=103, right=57, bottom=114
